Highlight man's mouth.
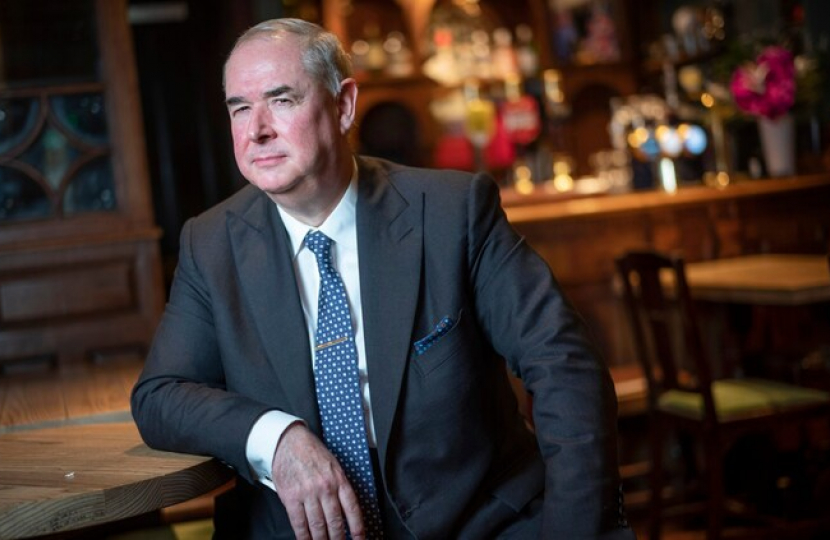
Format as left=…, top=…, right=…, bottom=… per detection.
left=252, top=154, right=286, bottom=166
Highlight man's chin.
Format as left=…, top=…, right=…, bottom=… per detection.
left=245, top=173, right=293, bottom=192
left=253, top=178, right=303, bottom=198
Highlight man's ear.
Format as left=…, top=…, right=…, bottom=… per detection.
left=337, top=78, right=358, bottom=135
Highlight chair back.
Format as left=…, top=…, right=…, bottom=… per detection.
left=616, top=251, right=718, bottom=425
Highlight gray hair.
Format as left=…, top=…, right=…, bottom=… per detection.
left=225, top=18, right=352, bottom=97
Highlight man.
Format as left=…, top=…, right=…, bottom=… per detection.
left=132, top=18, right=634, bottom=540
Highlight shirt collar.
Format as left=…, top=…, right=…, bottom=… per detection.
left=277, top=159, right=358, bottom=258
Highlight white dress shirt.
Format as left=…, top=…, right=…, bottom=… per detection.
left=245, top=173, right=377, bottom=490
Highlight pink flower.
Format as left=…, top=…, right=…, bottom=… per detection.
left=729, top=46, right=796, bottom=119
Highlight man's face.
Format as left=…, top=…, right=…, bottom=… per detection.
left=224, top=36, right=350, bottom=202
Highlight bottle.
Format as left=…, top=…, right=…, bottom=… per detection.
left=471, top=30, right=492, bottom=80
left=502, top=74, right=541, bottom=147
left=462, top=79, right=496, bottom=171
left=515, top=24, right=539, bottom=78
left=423, top=26, right=461, bottom=86
left=491, top=27, right=519, bottom=80
left=363, top=22, right=387, bottom=73
left=383, top=31, right=414, bottom=77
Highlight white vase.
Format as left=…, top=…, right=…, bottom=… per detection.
left=757, top=114, right=796, bottom=177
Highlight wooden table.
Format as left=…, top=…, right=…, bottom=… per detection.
left=0, top=422, right=234, bottom=539
left=0, top=360, right=141, bottom=434
left=666, top=254, right=830, bottom=379
left=677, top=254, right=830, bottom=306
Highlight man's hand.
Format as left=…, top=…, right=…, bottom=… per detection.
left=272, top=423, right=365, bottom=540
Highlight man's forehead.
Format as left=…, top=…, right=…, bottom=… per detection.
left=225, top=37, right=306, bottom=94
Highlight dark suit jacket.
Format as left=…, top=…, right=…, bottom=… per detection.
left=132, top=156, right=633, bottom=539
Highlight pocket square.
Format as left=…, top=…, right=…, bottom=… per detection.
left=412, top=316, right=455, bottom=357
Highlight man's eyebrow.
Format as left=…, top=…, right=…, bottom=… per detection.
left=225, top=85, right=296, bottom=108
left=263, top=85, right=293, bottom=99
left=225, top=96, right=247, bottom=107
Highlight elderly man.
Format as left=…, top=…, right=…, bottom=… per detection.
left=132, top=18, right=633, bottom=540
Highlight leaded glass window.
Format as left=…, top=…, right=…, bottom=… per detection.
left=0, top=0, right=117, bottom=224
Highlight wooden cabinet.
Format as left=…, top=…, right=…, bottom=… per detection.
left=0, top=0, right=163, bottom=371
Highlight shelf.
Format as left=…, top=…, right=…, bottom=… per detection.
left=355, top=73, right=435, bottom=88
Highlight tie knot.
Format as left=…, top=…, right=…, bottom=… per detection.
left=305, top=230, right=333, bottom=262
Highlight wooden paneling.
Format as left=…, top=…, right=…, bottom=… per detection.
left=0, top=233, right=162, bottom=368
left=0, top=260, right=135, bottom=324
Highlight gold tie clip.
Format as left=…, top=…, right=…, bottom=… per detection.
left=315, top=336, right=348, bottom=351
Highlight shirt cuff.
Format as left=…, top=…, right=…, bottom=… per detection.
left=245, top=410, right=304, bottom=491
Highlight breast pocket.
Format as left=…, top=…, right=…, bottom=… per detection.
left=411, top=310, right=465, bottom=377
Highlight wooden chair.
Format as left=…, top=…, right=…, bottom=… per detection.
left=615, top=251, right=830, bottom=540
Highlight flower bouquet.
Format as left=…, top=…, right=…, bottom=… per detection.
left=728, top=45, right=798, bottom=176
left=729, top=46, right=796, bottom=120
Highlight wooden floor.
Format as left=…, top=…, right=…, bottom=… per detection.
left=632, top=524, right=705, bottom=540
left=629, top=520, right=830, bottom=540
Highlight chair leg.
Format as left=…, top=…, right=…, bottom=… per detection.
left=678, top=432, right=698, bottom=484
left=649, top=417, right=665, bottom=540
left=705, top=439, right=724, bottom=540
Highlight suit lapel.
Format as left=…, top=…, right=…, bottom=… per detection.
left=227, top=194, right=321, bottom=434
left=356, top=159, right=423, bottom=458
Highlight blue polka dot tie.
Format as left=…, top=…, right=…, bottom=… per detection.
left=305, top=231, right=383, bottom=539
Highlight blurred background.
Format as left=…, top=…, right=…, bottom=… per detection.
left=1, top=1, right=830, bottom=538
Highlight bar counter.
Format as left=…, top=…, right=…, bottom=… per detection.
left=503, top=174, right=830, bottom=222
left=500, top=174, right=830, bottom=366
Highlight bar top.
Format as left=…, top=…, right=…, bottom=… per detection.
left=502, top=174, right=830, bottom=223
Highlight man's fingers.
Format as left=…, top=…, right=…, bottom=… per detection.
left=304, top=499, right=330, bottom=540
left=320, top=488, right=348, bottom=539
left=284, top=501, right=311, bottom=540
left=339, top=484, right=367, bottom=540
left=271, top=425, right=364, bottom=539
left=284, top=488, right=351, bottom=540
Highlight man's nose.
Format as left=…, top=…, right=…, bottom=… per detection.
left=247, top=105, right=276, bottom=142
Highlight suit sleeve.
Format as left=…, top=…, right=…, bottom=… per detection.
left=465, top=174, right=631, bottom=538
left=131, top=219, right=274, bottom=485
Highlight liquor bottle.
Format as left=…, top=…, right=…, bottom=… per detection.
left=491, top=27, right=519, bottom=80
left=363, top=22, right=386, bottom=73
left=502, top=74, right=541, bottom=148
left=423, top=26, right=461, bottom=86
left=383, top=31, right=414, bottom=77
left=471, top=29, right=492, bottom=80
left=462, top=79, right=496, bottom=171
left=515, top=24, right=539, bottom=78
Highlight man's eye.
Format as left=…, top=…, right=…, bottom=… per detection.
left=231, top=106, right=250, bottom=117
left=270, top=98, right=292, bottom=107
